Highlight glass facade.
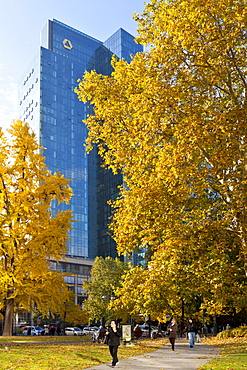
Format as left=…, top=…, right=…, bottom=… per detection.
left=104, top=28, right=143, bottom=63
left=18, top=19, right=143, bottom=262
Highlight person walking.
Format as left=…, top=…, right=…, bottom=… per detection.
left=98, top=325, right=106, bottom=343
left=186, top=319, right=197, bottom=348
left=167, top=318, right=178, bottom=351
left=134, top=324, right=142, bottom=339
left=44, top=325, right=49, bottom=336
left=105, top=320, right=121, bottom=368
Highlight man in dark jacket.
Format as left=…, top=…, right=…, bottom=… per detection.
left=105, top=320, right=121, bottom=367
left=186, top=319, right=197, bottom=348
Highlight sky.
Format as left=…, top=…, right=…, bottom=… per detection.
left=0, top=0, right=146, bottom=130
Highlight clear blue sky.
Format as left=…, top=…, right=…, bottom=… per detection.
left=0, top=0, right=146, bottom=130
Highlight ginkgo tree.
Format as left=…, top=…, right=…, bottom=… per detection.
left=76, top=0, right=247, bottom=321
left=0, top=120, right=73, bottom=336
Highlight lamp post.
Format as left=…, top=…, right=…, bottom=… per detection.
left=102, top=296, right=115, bottom=325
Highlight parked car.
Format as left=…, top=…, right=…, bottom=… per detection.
left=22, top=326, right=45, bottom=336
left=78, top=324, right=88, bottom=330
left=19, top=325, right=31, bottom=334
left=64, top=327, right=83, bottom=336
left=19, top=324, right=31, bottom=330
left=82, top=326, right=99, bottom=337
left=139, top=325, right=161, bottom=339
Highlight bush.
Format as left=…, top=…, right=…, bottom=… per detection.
left=217, top=326, right=247, bottom=338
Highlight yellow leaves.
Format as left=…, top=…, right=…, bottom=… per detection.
left=75, top=0, right=247, bottom=319
left=0, top=120, right=73, bottom=315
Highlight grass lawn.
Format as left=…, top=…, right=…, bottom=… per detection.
left=2, top=335, right=247, bottom=370
left=199, top=337, right=247, bottom=370
left=0, top=336, right=167, bottom=370
left=0, top=335, right=92, bottom=344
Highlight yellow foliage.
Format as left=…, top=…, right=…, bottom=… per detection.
left=76, top=1, right=247, bottom=319
left=0, top=121, right=73, bottom=333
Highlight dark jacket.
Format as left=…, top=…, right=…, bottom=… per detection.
left=167, top=323, right=178, bottom=338
left=106, top=327, right=121, bottom=346
left=186, top=322, right=197, bottom=333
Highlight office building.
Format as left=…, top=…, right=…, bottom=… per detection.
left=18, top=19, right=143, bottom=302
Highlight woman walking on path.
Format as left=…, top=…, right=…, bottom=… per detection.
left=167, top=318, right=178, bottom=351
left=105, top=320, right=121, bottom=368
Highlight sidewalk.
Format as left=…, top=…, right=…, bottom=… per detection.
left=82, top=338, right=220, bottom=370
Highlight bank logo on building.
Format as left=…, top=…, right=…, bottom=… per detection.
left=62, top=39, right=73, bottom=50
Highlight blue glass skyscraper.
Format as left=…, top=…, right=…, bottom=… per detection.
left=18, top=19, right=143, bottom=264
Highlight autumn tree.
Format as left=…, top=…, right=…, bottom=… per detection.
left=52, top=290, right=89, bottom=327
left=0, top=120, right=73, bottom=336
left=82, top=257, right=130, bottom=324
left=111, top=227, right=246, bottom=322
left=75, top=0, right=247, bottom=320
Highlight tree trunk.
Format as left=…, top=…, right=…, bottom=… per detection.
left=213, top=315, right=217, bottom=335
left=237, top=222, right=247, bottom=277
left=3, top=290, right=14, bottom=336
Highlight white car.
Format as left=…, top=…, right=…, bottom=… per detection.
left=82, top=326, right=99, bottom=337
left=139, top=325, right=160, bottom=338
left=22, top=326, right=45, bottom=336
left=65, top=327, right=83, bottom=336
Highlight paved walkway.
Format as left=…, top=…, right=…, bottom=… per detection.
left=82, top=339, right=220, bottom=370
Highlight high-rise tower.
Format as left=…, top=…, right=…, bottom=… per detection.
left=18, top=19, right=143, bottom=267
